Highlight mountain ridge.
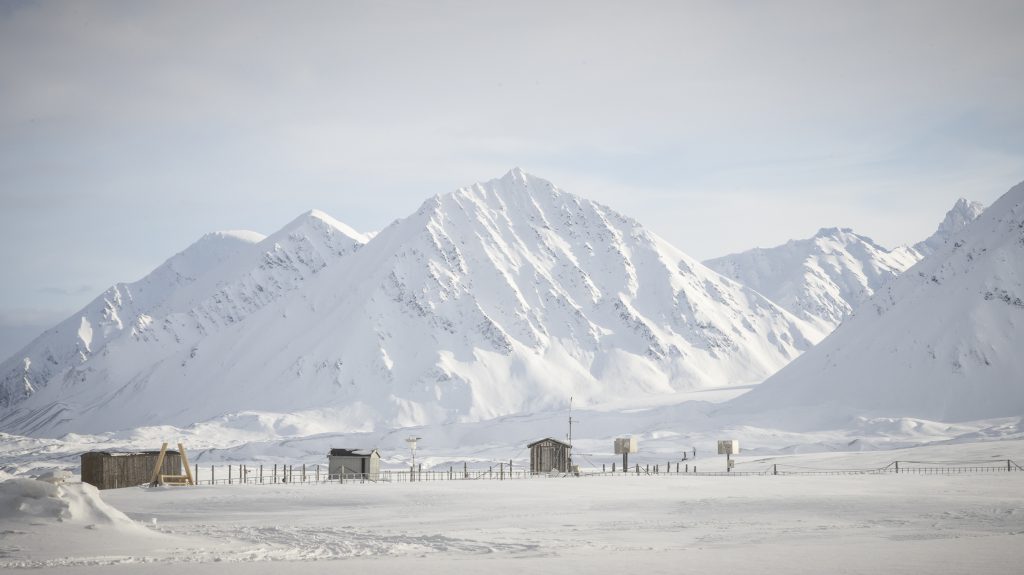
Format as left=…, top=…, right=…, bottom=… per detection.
left=0, top=169, right=823, bottom=436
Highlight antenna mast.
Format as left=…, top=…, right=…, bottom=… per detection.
left=568, top=397, right=578, bottom=468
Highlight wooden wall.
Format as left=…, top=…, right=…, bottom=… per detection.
left=81, top=451, right=182, bottom=490
left=529, top=440, right=569, bottom=473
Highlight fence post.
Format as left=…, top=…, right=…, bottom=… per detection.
left=685, top=464, right=688, bottom=473
left=273, top=464, right=277, bottom=484
left=464, top=461, right=468, bottom=479
left=603, top=464, right=606, bottom=473
left=500, top=462, right=504, bottom=480
left=1009, top=460, right=1012, bottom=472
left=510, top=459, right=513, bottom=478
left=260, top=465, right=263, bottom=484
left=895, top=461, right=899, bottom=474
left=676, top=462, right=679, bottom=473
left=773, top=464, right=777, bottom=476
left=635, top=464, right=639, bottom=475
left=211, top=465, right=214, bottom=485
left=612, top=462, right=616, bottom=473
left=228, top=465, right=232, bottom=485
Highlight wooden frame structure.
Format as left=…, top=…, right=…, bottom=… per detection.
left=149, top=442, right=195, bottom=486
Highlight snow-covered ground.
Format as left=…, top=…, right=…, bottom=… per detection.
left=2, top=439, right=1023, bottom=574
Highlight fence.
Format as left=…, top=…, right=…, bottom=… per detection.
left=176, top=459, right=1023, bottom=487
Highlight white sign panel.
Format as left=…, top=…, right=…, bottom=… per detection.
left=614, top=436, right=638, bottom=454
left=717, top=440, right=739, bottom=455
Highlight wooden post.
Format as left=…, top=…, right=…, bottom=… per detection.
left=148, top=442, right=169, bottom=486
left=1008, top=459, right=1012, bottom=472
left=410, top=464, right=415, bottom=482
left=612, top=462, right=616, bottom=472
left=510, top=459, right=513, bottom=478
left=228, top=464, right=232, bottom=485
left=603, top=464, right=606, bottom=473
left=273, top=464, right=277, bottom=483
left=449, top=466, right=452, bottom=480
left=260, top=465, right=263, bottom=484
left=635, top=464, right=639, bottom=475
left=418, top=463, right=422, bottom=482
left=303, top=464, right=306, bottom=483
left=685, top=464, right=688, bottom=473
left=464, top=461, right=467, bottom=479
left=895, top=461, right=899, bottom=474
left=210, top=465, right=214, bottom=485
left=773, top=464, right=778, bottom=475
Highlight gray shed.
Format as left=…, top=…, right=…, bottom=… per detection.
left=328, top=448, right=380, bottom=480
left=81, top=450, right=181, bottom=490
left=528, top=437, right=571, bottom=473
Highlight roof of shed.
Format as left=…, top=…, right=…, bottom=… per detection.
left=527, top=437, right=571, bottom=448
left=329, top=448, right=379, bottom=457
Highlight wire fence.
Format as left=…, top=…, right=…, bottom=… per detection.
left=174, top=458, right=1024, bottom=487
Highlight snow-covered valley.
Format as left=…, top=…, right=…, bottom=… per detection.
left=1, top=171, right=1022, bottom=574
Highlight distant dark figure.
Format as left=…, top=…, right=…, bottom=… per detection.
left=682, top=453, right=688, bottom=461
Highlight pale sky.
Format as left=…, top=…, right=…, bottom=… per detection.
left=1, top=0, right=1023, bottom=358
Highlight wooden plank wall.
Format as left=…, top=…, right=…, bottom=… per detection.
left=81, top=452, right=182, bottom=490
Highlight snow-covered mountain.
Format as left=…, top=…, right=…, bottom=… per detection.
left=704, top=228, right=921, bottom=332
left=0, top=169, right=823, bottom=437
left=704, top=198, right=984, bottom=333
left=913, top=198, right=986, bottom=257
left=727, top=181, right=1024, bottom=423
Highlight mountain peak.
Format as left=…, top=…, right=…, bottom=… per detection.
left=914, top=197, right=985, bottom=256
left=266, top=209, right=369, bottom=245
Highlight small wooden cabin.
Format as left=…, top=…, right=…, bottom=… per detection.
left=528, top=437, right=571, bottom=473
left=81, top=450, right=181, bottom=490
left=328, top=448, right=380, bottom=480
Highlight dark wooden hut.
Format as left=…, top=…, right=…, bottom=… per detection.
left=80, top=450, right=181, bottom=490
left=528, top=437, right=571, bottom=473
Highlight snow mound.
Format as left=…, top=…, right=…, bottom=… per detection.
left=0, top=478, right=138, bottom=529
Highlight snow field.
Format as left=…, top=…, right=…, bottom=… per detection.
left=4, top=463, right=1024, bottom=574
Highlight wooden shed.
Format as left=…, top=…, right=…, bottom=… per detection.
left=80, top=450, right=181, bottom=490
left=328, top=448, right=380, bottom=480
left=528, top=437, right=571, bottom=473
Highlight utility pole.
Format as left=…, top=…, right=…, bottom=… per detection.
left=568, top=397, right=578, bottom=470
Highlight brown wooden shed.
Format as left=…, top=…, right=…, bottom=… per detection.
left=80, top=450, right=181, bottom=490
left=528, top=437, right=571, bottom=473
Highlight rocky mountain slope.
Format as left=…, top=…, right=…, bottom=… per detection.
left=704, top=199, right=984, bottom=332
left=726, top=182, right=1024, bottom=423
left=0, top=169, right=823, bottom=437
